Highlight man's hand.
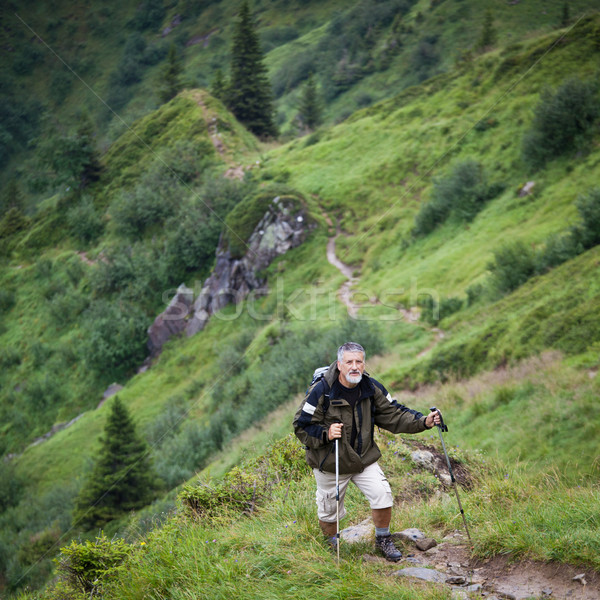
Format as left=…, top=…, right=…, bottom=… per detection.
left=328, top=422, right=343, bottom=440
left=425, top=410, right=441, bottom=429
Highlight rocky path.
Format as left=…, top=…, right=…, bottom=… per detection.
left=324, top=216, right=444, bottom=357
left=326, top=227, right=360, bottom=318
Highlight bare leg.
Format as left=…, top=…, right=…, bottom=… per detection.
left=319, top=519, right=337, bottom=537
left=372, top=506, right=392, bottom=529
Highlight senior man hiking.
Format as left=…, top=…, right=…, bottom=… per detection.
left=293, top=341, right=441, bottom=562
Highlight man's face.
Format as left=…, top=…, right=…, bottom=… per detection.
left=338, top=351, right=365, bottom=387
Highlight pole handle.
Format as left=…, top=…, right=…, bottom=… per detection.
left=430, top=406, right=448, bottom=432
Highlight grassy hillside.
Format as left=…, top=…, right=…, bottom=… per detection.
left=1, top=3, right=600, bottom=598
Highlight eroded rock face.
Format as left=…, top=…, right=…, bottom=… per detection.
left=147, top=284, right=194, bottom=356
left=147, top=196, right=310, bottom=356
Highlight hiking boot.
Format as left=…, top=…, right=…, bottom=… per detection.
left=375, top=535, right=402, bottom=562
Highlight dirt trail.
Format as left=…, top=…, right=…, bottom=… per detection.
left=395, top=534, right=599, bottom=600
left=326, top=229, right=360, bottom=318
left=323, top=215, right=444, bottom=357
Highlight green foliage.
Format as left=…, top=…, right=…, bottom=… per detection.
left=210, top=69, right=228, bottom=103
left=0, top=461, right=22, bottom=512
left=73, top=397, right=158, bottom=530
left=35, top=113, right=103, bottom=191
left=298, top=73, right=322, bottom=131
left=0, top=178, right=25, bottom=216
left=178, top=434, right=309, bottom=519
left=413, top=159, right=500, bottom=236
left=158, top=44, right=183, bottom=104
left=488, top=240, right=537, bottom=296
left=571, top=187, right=600, bottom=251
left=0, top=90, right=42, bottom=167
left=522, top=77, right=599, bottom=169
left=419, top=295, right=464, bottom=325
left=49, top=534, right=131, bottom=599
left=80, top=299, right=148, bottom=379
left=476, top=9, right=497, bottom=51
left=131, top=0, right=166, bottom=32
left=67, top=196, right=105, bottom=245
left=228, top=1, right=277, bottom=138
left=0, top=207, right=30, bottom=255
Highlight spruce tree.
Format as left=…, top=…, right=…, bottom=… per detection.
left=211, top=69, right=229, bottom=104
left=476, top=9, right=497, bottom=51
left=228, top=1, right=277, bottom=138
left=298, top=73, right=322, bottom=132
left=73, top=397, right=157, bottom=530
left=560, top=2, right=571, bottom=27
left=159, top=44, right=184, bottom=103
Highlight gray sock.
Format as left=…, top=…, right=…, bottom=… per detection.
left=375, top=526, right=390, bottom=537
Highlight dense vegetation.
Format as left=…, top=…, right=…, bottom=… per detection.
left=0, top=0, right=600, bottom=597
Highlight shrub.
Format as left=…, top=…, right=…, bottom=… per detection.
left=164, top=207, right=222, bottom=274
left=67, top=196, right=105, bottom=245
left=534, top=232, right=578, bottom=274
left=488, top=240, right=537, bottom=295
left=419, top=295, right=464, bottom=325
left=178, top=434, right=309, bottom=519
left=0, top=288, right=16, bottom=313
left=50, top=534, right=131, bottom=599
left=131, top=0, right=166, bottom=32
left=571, top=188, right=600, bottom=251
left=414, top=159, right=496, bottom=236
left=522, top=77, right=598, bottom=169
left=80, top=299, right=148, bottom=378
left=110, top=184, right=175, bottom=238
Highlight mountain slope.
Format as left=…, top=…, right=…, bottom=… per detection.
left=1, top=4, right=600, bottom=598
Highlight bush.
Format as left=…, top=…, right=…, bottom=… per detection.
left=414, top=159, right=498, bottom=236
left=131, top=0, right=166, bottom=32
left=50, top=534, right=131, bottom=599
left=522, top=77, right=598, bottom=169
left=178, top=434, right=309, bottom=519
left=534, top=232, right=578, bottom=274
left=419, top=295, right=464, bottom=325
left=571, top=187, right=600, bottom=251
left=67, top=196, right=105, bottom=245
left=488, top=240, right=537, bottom=295
left=111, top=184, right=170, bottom=238
left=80, top=299, right=148, bottom=378
left=0, top=288, right=16, bottom=313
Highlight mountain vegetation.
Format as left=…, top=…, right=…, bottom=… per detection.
left=0, top=0, right=599, bottom=597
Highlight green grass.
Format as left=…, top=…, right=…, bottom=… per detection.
left=3, top=6, right=600, bottom=598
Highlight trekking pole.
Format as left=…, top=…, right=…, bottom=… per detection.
left=430, top=407, right=473, bottom=546
left=335, top=437, right=340, bottom=565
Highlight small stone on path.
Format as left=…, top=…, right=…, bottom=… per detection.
left=393, top=567, right=447, bottom=583
left=416, top=538, right=437, bottom=551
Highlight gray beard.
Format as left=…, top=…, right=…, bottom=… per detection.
left=346, top=373, right=362, bottom=384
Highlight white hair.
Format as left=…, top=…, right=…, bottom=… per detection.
left=337, top=342, right=365, bottom=362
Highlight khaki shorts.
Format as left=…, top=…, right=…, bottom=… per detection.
left=313, top=462, right=393, bottom=523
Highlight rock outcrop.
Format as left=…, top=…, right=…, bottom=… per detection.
left=146, top=195, right=310, bottom=357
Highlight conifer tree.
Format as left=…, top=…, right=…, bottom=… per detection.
left=73, top=397, right=157, bottom=530
left=298, top=73, right=322, bottom=132
left=211, top=69, right=229, bottom=104
left=228, top=1, right=277, bottom=138
left=560, top=2, right=571, bottom=27
left=159, top=44, right=184, bottom=103
left=476, top=9, right=497, bottom=51
left=0, top=178, right=24, bottom=215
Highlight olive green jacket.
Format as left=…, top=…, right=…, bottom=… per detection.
left=293, top=362, right=429, bottom=474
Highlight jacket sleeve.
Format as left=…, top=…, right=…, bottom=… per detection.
left=371, top=379, right=429, bottom=434
left=293, top=381, right=330, bottom=449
